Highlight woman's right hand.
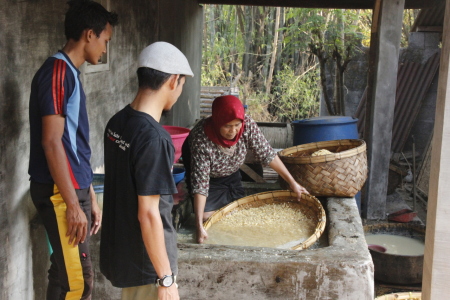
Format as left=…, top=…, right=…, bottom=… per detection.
left=194, top=194, right=209, bottom=243
left=196, top=224, right=208, bottom=244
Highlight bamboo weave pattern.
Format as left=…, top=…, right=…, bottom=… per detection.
left=279, top=139, right=368, bottom=197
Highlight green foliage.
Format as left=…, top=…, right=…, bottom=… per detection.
left=401, top=9, right=420, bottom=47
left=281, top=9, right=368, bottom=56
left=270, top=65, right=320, bottom=122
left=201, top=5, right=416, bottom=119
left=246, top=92, right=278, bottom=123
left=245, top=65, right=320, bottom=122
left=201, top=43, right=229, bottom=87
left=201, top=5, right=241, bottom=87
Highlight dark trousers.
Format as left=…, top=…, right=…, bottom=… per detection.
left=30, top=181, right=93, bottom=300
left=205, top=170, right=245, bottom=211
left=182, top=138, right=245, bottom=212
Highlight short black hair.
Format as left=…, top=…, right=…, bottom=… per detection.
left=65, top=0, right=119, bottom=41
left=137, top=68, right=180, bottom=91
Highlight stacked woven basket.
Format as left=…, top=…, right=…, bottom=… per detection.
left=278, top=139, right=368, bottom=197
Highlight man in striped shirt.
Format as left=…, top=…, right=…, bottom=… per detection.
left=28, top=1, right=118, bottom=299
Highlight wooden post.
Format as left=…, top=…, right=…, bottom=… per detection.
left=422, top=0, right=450, bottom=298
left=363, top=0, right=405, bottom=219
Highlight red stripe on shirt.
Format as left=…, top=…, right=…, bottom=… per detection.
left=52, top=61, right=58, bottom=113
left=59, top=61, right=66, bottom=114
left=56, top=60, right=62, bottom=113
left=65, top=148, right=80, bottom=190
left=52, top=60, right=66, bottom=114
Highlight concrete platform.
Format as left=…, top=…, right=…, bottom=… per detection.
left=176, top=197, right=374, bottom=300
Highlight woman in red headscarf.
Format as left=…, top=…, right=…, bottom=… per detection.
left=182, top=95, right=309, bottom=244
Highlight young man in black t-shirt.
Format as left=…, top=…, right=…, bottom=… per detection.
left=100, top=42, right=194, bottom=300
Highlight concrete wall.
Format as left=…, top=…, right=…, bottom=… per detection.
left=344, top=47, right=370, bottom=117
left=159, top=1, right=203, bottom=127
left=0, top=0, right=202, bottom=299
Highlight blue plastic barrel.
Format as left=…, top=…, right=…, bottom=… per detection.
left=291, top=116, right=359, bottom=146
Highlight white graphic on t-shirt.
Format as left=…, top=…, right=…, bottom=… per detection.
left=107, top=128, right=130, bottom=151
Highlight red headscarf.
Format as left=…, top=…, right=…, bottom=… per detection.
left=204, top=95, right=245, bottom=148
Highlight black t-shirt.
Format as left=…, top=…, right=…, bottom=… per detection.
left=100, top=105, right=178, bottom=288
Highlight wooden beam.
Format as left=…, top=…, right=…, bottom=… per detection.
left=363, top=0, right=405, bottom=219
left=239, top=164, right=267, bottom=183
left=416, top=26, right=443, bottom=32
left=422, top=0, right=450, bottom=298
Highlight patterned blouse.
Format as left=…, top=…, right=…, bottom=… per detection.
left=188, top=114, right=276, bottom=197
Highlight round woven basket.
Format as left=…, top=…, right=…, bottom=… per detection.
left=278, top=139, right=368, bottom=197
left=374, top=292, right=421, bottom=300
left=203, top=190, right=326, bottom=250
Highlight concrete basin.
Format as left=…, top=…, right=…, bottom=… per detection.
left=176, top=197, right=374, bottom=300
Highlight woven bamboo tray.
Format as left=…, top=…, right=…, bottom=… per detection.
left=203, top=190, right=326, bottom=250
left=375, top=292, right=421, bottom=300
left=278, top=139, right=368, bottom=197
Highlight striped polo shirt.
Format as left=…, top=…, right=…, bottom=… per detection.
left=29, top=51, right=92, bottom=189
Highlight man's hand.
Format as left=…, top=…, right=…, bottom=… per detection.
left=196, top=224, right=208, bottom=244
left=66, top=204, right=88, bottom=246
left=90, top=186, right=102, bottom=235
left=42, top=114, right=88, bottom=246
left=157, top=284, right=179, bottom=300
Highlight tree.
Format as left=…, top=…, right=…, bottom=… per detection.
left=200, top=6, right=389, bottom=121
left=283, top=9, right=367, bottom=115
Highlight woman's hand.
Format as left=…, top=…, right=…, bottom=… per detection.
left=269, top=155, right=309, bottom=201
left=193, top=193, right=209, bottom=243
left=196, top=224, right=208, bottom=244
left=289, top=181, right=309, bottom=202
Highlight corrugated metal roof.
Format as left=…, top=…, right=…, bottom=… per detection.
left=411, top=0, right=445, bottom=32
left=355, top=52, right=440, bottom=153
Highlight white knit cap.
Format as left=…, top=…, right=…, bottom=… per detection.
left=138, top=42, right=194, bottom=77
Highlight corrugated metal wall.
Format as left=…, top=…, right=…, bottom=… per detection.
left=355, top=52, right=440, bottom=154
